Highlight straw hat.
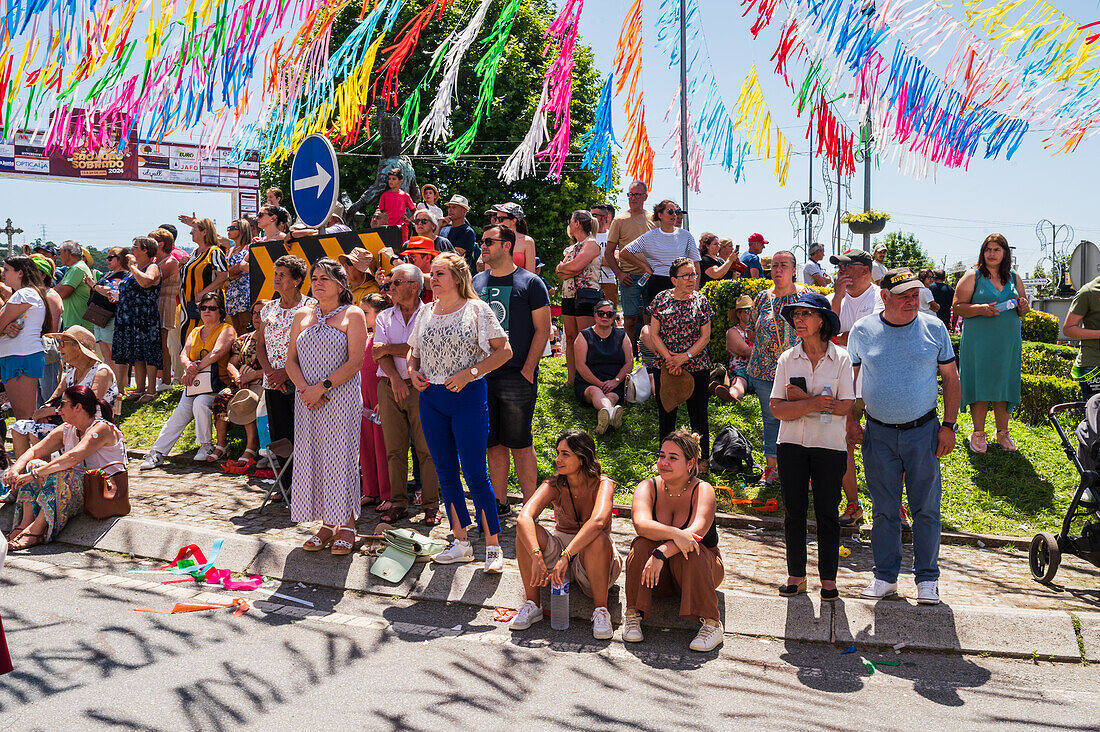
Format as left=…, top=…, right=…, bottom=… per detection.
left=660, top=366, right=696, bottom=411
left=44, top=325, right=99, bottom=363
left=338, top=247, right=374, bottom=273
left=734, top=295, right=753, bottom=310
left=227, top=385, right=263, bottom=425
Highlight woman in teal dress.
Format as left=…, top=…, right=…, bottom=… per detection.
left=953, top=233, right=1029, bottom=453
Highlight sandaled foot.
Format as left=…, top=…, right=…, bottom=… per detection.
left=968, top=431, right=987, bottom=453
left=361, top=495, right=380, bottom=507
left=995, top=429, right=1017, bottom=452
left=380, top=507, right=407, bottom=523
left=331, top=527, right=356, bottom=556
left=205, top=446, right=227, bottom=462
left=423, top=511, right=441, bottom=527
left=123, top=391, right=142, bottom=402
left=139, top=393, right=156, bottom=403
left=8, top=528, right=45, bottom=551
left=375, top=500, right=392, bottom=513
left=239, top=448, right=258, bottom=461
left=303, top=525, right=335, bottom=551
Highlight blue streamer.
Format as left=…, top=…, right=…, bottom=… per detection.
left=579, top=73, right=619, bottom=189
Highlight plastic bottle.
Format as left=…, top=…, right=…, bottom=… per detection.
left=820, top=385, right=833, bottom=424
left=363, top=407, right=382, bottom=425
left=550, top=580, right=570, bottom=630
left=637, top=272, right=651, bottom=288
left=994, top=298, right=1018, bottom=312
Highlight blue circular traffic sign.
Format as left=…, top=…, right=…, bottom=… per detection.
left=290, top=134, right=339, bottom=228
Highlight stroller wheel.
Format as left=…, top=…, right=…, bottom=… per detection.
left=1029, top=532, right=1061, bottom=584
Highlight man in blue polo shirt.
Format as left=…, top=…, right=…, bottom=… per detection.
left=846, top=267, right=960, bottom=606
left=741, top=233, right=766, bottom=277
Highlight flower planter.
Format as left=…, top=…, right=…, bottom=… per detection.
left=848, top=219, right=886, bottom=235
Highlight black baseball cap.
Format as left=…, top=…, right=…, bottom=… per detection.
left=880, top=267, right=923, bottom=295
left=829, top=248, right=873, bottom=266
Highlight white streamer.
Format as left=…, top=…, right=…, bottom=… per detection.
left=498, top=83, right=550, bottom=183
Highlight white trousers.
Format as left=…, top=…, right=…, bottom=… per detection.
left=152, top=393, right=215, bottom=455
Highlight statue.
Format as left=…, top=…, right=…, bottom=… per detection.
left=346, top=115, right=419, bottom=226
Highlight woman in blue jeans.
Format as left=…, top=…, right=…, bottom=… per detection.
left=408, top=253, right=512, bottom=573
left=745, top=250, right=806, bottom=485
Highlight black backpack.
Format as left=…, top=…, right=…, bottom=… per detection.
left=709, top=426, right=762, bottom=480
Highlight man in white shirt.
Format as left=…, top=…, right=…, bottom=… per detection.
left=829, top=248, right=883, bottom=528
left=591, top=204, right=617, bottom=305
left=872, top=243, right=888, bottom=284
left=802, top=242, right=832, bottom=286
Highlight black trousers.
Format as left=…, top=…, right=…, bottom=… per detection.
left=265, top=387, right=295, bottom=490
left=776, top=442, right=846, bottom=581
left=653, top=369, right=710, bottom=458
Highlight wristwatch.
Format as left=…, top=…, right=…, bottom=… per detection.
left=651, top=548, right=667, bottom=562
left=941, top=421, right=957, bottom=432
left=322, top=379, right=333, bottom=390
left=470, top=367, right=479, bottom=377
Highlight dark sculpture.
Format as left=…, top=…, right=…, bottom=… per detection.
left=346, top=115, right=418, bottom=225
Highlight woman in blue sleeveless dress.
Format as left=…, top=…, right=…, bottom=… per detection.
left=285, top=259, right=367, bottom=556
left=954, top=234, right=1029, bottom=453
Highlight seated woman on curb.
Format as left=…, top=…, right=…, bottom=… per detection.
left=623, top=429, right=724, bottom=652
left=511, top=430, right=622, bottom=640
left=573, top=300, right=633, bottom=435
left=5, top=385, right=127, bottom=551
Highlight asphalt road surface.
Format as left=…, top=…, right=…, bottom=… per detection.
left=1, top=547, right=1097, bottom=731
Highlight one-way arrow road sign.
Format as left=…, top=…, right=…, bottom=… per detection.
left=290, top=134, right=339, bottom=228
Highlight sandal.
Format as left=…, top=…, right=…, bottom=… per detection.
left=331, top=527, right=356, bottom=556
left=968, top=431, right=987, bottom=453
left=303, top=525, right=336, bottom=551
left=379, top=506, right=407, bottom=523
left=239, top=448, right=258, bottom=461
left=995, top=429, right=1017, bottom=452
left=375, top=501, right=392, bottom=513
left=8, top=528, right=45, bottom=552
left=713, top=385, right=735, bottom=403
left=423, top=511, right=441, bottom=527
left=205, top=446, right=227, bottom=463
left=412, top=489, right=423, bottom=506
left=361, top=496, right=381, bottom=508
left=123, top=391, right=143, bottom=402
left=139, top=393, right=156, bottom=403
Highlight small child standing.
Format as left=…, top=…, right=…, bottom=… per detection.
left=378, top=167, right=416, bottom=241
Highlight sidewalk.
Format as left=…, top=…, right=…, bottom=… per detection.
left=9, top=456, right=1100, bottom=660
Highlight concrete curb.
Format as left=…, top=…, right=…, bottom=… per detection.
left=40, top=512, right=1088, bottom=662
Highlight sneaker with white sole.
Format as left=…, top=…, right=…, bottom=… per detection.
left=916, top=580, right=940, bottom=605
left=510, top=600, right=543, bottom=631
left=689, top=618, right=724, bottom=652
left=860, top=578, right=899, bottom=600
left=621, top=608, right=644, bottom=643
left=431, top=540, right=474, bottom=564
left=609, top=405, right=623, bottom=430
left=194, top=444, right=213, bottom=462
left=139, top=452, right=164, bottom=471
left=591, top=606, right=613, bottom=640
left=155, top=382, right=173, bottom=393
left=596, top=407, right=611, bottom=435
left=484, top=545, right=504, bottom=573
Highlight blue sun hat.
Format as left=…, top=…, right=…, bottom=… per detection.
left=780, top=291, right=842, bottom=340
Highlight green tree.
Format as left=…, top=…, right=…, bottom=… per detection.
left=263, top=0, right=611, bottom=279
left=875, top=231, right=934, bottom=272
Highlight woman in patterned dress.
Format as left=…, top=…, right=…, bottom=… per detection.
left=649, top=257, right=715, bottom=465
left=285, top=259, right=367, bottom=556
left=112, top=236, right=162, bottom=402
left=408, top=253, right=512, bottom=572
left=555, top=210, right=602, bottom=386
left=746, top=250, right=806, bottom=485
left=224, top=218, right=254, bottom=334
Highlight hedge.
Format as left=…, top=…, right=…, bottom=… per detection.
left=1021, top=309, right=1061, bottom=343
left=1018, top=374, right=1080, bottom=425
left=701, top=278, right=831, bottom=362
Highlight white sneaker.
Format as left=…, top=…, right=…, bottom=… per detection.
left=139, top=452, right=164, bottom=471
left=596, top=407, right=611, bottom=435
left=510, top=600, right=543, bottom=631
left=484, top=545, right=504, bottom=573
left=860, top=578, right=899, bottom=600
left=194, top=444, right=212, bottom=462
left=609, top=405, right=623, bottom=429
left=916, top=580, right=940, bottom=605
left=622, top=609, right=644, bottom=643
left=155, top=381, right=173, bottom=393
left=431, top=540, right=474, bottom=565
left=591, top=606, right=613, bottom=640
left=689, top=618, right=724, bottom=652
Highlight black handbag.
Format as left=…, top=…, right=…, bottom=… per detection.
left=574, top=287, right=602, bottom=308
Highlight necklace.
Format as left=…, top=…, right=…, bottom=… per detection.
left=662, top=478, right=689, bottom=499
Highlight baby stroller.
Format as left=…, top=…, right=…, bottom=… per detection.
left=1029, top=399, right=1100, bottom=582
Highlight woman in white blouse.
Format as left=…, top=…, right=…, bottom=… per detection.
left=408, top=253, right=512, bottom=572
left=769, top=291, right=855, bottom=602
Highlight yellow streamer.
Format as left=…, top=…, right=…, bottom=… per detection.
left=731, top=66, right=791, bottom=186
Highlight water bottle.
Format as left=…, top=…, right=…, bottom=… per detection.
left=994, top=298, right=1018, bottom=312
left=637, top=272, right=651, bottom=288
left=363, top=407, right=382, bottom=425
left=550, top=580, right=570, bottom=630
left=820, top=385, right=833, bottom=424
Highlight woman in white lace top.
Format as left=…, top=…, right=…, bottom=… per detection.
left=409, top=253, right=512, bottom=572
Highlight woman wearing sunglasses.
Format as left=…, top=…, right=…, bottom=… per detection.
left=224, top=219, right=254, bottom=335
left=619, top=200, right=700, bottom=309
left=140, top=292, right=237, bottom=469
left=574, top=300, right=633, bottom=435
left=86, top=246, right=130, bottom=389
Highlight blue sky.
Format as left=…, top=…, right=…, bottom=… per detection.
left=0, top=0, right=1096, bottom=277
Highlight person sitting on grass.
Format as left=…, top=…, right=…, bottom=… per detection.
left=511, top=430, right=622, bottom=640
left=5, top=385, right=126, bottom=551
left=574, top=300, right=633, bottom=435
left=711, top=295, right=754, bottom=403
left=622, top=429, right=724, bottom=653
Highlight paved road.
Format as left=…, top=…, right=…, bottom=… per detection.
left=1, top=548, right=1097, bottom=731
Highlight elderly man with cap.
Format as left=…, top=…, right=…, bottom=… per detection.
left=872, top=243, right=888, bottom=284
left=847, top=268, right=960, bottom=606
left=829, top=248, right=883, bottom=527
left=486, top=202, right=536, bottom=273
left=410, top=209, right=455, bottom=254
left=337, top=249, right=381, bottom=306
left=802, top=243, right=832, bottom=287
left=741, top=233, right=767, bottom=278
left=440, top=195, right=477, bottom=270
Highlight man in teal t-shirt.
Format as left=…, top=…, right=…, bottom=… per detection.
left=54, top=240, right=94, bottom=330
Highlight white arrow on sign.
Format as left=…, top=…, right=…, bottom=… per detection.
left=293, top=162, right=332, bottom=195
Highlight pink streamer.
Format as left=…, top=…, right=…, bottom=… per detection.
left=535, top=0, right=585, bottom=181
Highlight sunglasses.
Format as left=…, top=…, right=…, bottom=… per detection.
left=595, top=310, right=616, bottom=318
left=413, top=219, right=433, bottom=225
left=107, top=255, right=119, bottom=261
left=228, top=225, right=240, bottom=231
left=199, top=305, right=220, bottom=312
left=481, top=237, right=504, bottom=245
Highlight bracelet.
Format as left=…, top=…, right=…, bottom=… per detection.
left=562, top=548, right=574, bottom=564
left=532, top=549, right=542, bottom=556
left=651, top=548, right=666, bottom=562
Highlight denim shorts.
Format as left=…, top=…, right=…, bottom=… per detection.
left=94, top=320, right=116, bottom=345
left=486, top=369, right=538, bottom=449
left=0, top=351, right=45, bottom=383
left=618, top=275, right=646, bottom=318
